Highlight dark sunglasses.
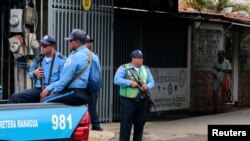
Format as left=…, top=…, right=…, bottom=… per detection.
left=69, top=40, right=77, bottom=42
left=41, top=44, right=50, bottom=48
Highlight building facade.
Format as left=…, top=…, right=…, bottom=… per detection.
left=1, top=0, right=250, bottom=121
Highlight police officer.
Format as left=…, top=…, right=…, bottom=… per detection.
left=8, top=35, right=66, bottom=103
left=114, top=49, right=155, bottom=141
left=86, top=35, right=103, bottom=131
left=41, top=29, right=95, bottom=105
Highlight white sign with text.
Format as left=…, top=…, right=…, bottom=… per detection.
left=150, top=68, right=190, bottom=111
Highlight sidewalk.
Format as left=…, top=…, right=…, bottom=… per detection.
left=89, top=106, right=250, bottom=141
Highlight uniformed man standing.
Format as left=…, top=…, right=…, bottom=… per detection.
left=114, top=49, right=155, bottom=141
left=86, top=35, right=103, bottom=131
left=41, top=29, right=95, bottom=105
left=8, top=35, right=66, bottom=103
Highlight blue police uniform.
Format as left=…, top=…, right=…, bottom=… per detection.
left=8, top=51, right=65, bottom=103
left=114, top=64, right=155, bottom=90
left=88, top=52, right=102, bottom=130
left=114, top=54, right=155, bottom=141
left=42, top=46, right=93, bottom=105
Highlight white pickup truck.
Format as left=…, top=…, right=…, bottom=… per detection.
left=0, top=103, right=90, bottom=141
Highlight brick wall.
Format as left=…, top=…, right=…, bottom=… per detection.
left=190, top=71, right=222, bottom=113
left=238, top=72, right=250, bottom=106
left=191, top=71, right=250, bottom=113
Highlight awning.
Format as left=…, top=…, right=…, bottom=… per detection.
left=178, top=10, right=250, bottom=28
left=232, top=22, right=250, bottom=28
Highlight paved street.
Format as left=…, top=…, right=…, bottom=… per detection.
left=89, top=106, right=250, bottom=141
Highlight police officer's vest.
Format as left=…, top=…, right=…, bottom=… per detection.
left=119, top=63, right=149, bottom=98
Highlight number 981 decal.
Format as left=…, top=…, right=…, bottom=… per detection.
left=51, top=114, right=72, bottom=130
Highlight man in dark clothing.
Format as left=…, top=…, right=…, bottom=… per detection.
left=86, top=35, right=103, bottom=131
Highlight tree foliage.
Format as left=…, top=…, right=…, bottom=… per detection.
left=216, top=0, right=231, bottom=12
left=184, top=0, right=250, bottom=13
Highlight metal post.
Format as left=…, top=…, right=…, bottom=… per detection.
left=40, top=0, right=43, bottom=38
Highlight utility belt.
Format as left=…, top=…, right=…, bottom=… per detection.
left=121, top=94, right=147, bottom=102
left=61, top=88, right=89, bottom=95
left=67, top=88, right=87, bottom=92
left=64, top=88, right=90, bottom=102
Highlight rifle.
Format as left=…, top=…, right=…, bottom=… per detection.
left=128, top=68, right=160, bottom=116
left=37, top=53, right=45, bottom=90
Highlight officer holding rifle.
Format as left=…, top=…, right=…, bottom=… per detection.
left=8, top=35, right=65, bottom=103
left=114, top=49, right=155, bottom=141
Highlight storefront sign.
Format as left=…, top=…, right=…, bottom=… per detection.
left=150, top=68, right=190, bottom=111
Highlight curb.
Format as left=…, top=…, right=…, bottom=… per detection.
left=88, top=130, right=116, bottom=141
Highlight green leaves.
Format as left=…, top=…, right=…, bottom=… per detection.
left=184, top=0, right=249, bottom=13
left=216, top=0, right=231, bottom=12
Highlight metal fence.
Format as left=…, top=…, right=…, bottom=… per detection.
left=113, top=10, right=188, bottom=120
left=48, top=0, right=114, bottom=122
left=0, top=1, right=15, bottom=99
left=48, top=0, right=188, bottom=122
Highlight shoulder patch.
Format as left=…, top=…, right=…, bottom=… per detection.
left=123, top=63, right=130, bottom=69
left=142, top=65, right=148, bottom=68
left=64, top=58, right=72, bottom=67
left=58, top=54, right=66, bottom=59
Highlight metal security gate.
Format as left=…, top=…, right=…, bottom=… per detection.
left=113, top=10, right=188, bottom=120
left=48, top=0, right=114, bottom=122
left=0, top=1, right=15, bottom=100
